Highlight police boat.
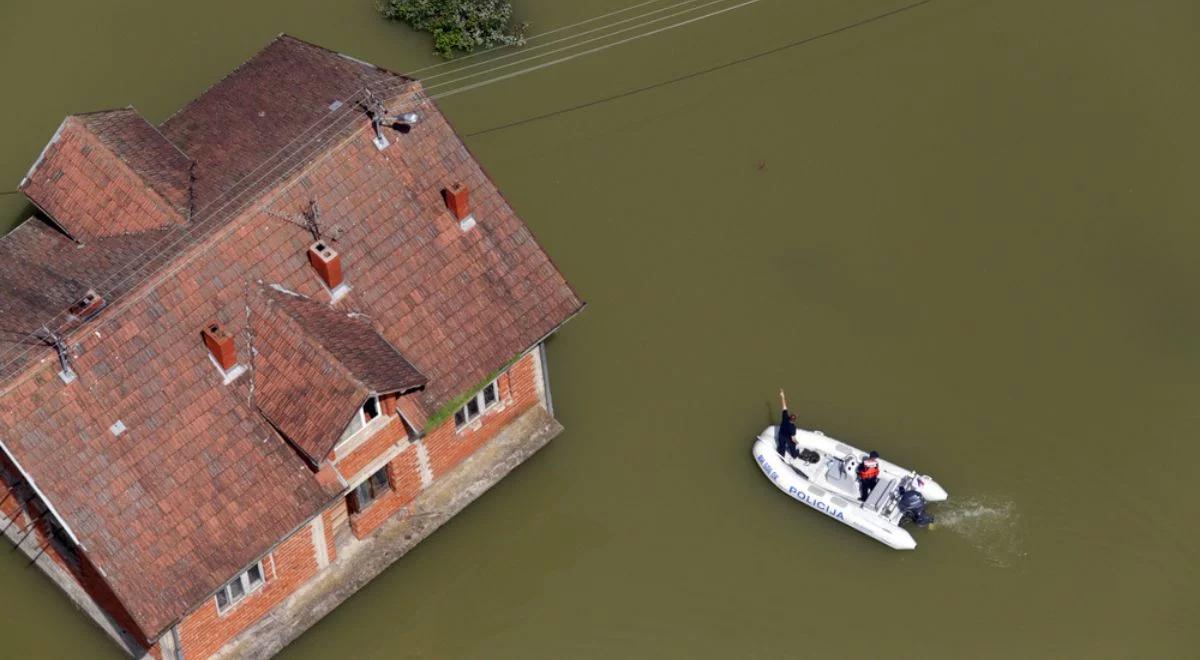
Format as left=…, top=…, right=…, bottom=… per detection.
left=752, top=425, right=948, bottom=550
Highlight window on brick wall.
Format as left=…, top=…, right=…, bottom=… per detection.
left=339, top=395, right=382, bottom=443
left=347, top=466, right=391, bottom=514
left=215, top=561, right=265, bottom=613
left=454, top=380, right=499, bottom=428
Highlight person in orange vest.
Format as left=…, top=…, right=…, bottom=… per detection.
left=856, top=451, right=881, bottom=502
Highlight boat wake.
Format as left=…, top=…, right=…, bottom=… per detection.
left=934, top=496, right=1026, bottom=567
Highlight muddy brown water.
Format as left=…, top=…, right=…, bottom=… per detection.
left=2, top=1, right=1198, bottom=657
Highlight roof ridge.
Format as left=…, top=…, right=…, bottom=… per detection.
left=159, top=34, right=411, bottom=132
left=276, top=33, right=414, bottom=82
left=158, top=35, right=289, bottom=129
left=122, top=104, right=196, bottom=168
left=71, top=105, right=136, bottom=117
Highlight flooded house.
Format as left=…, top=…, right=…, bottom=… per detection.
left=0, top=35, right=582, bottom=658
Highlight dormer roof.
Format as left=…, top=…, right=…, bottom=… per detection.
left=20, top=108, right=191, bottom=240
left=253, top=284, right=426, bottom=464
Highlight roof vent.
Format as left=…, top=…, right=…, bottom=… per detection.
left=67, top=289, right=106, bottom=322
left=308, top=240, right=344, bottom=290
left=202, top=322, right=237, bottom=370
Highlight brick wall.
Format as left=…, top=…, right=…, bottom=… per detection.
left=333, top=415, right=407, bottom=478
left=347, top=447, right=423, bottom=538
left=166, top=348, right=547, bottom=657
left=423, top=350, right=543, bottom=477
left=346, top=349, right=545, bottom=539
left=176, top=516, right=324, bottom=659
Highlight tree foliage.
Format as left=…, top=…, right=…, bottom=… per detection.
left=379, top=0, right=526, bottom=58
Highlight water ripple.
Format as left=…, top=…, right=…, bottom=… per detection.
left=935, top=496, right=1027, bottom=567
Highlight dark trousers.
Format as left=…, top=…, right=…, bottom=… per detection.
left=777, top=436, right=798, bottom=458
left=859, top=477, right=878, bottom=502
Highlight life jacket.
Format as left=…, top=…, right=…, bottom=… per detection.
left=858, top=459, right=880, bottom=480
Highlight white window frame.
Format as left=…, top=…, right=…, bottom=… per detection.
left=454, top=379, right=501, bottom=429
left=215, top=561, right=265, bottom=614
left=337, top=395, right=383, bottom=446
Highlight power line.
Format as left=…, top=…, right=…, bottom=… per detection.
left=0, top=0, right=780, bottom=374
left=408, top=0, right=667, bottom=75
left=0, top=0, right=926, bottom=378
left=465, top=0, right=935, bottom=137
left=1, top=1, right=739, bottom=373
left=422, top=0, right=750, bottom=96
left=0, top=2, right=700, bottom=337
left=420, top=0, right=710, bottom=83
left=427, top=0, right=767, bottom=100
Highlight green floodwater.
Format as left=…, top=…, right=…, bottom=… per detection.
left=2, top=1, right=1199, bottom=657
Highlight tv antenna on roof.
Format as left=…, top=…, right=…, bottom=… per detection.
left=360, top=89, right=420, bottom=150
left=303, top=198, right=322, bottom=241
left=35, top=326, right=75, bottom=384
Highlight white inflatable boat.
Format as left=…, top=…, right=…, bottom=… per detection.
left=753, top=425, right=948, bottom=550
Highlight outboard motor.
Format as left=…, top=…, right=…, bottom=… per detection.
left=897, top=489, right=934, bottom=526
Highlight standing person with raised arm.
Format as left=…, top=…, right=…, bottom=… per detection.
left=776, top=389, right=799, bottom=459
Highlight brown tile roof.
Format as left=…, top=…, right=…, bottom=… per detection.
left=253, top=284, right=426, bottom=463
left=160, top=35, right=409, bottom=206
left=0, top=218, right=179, bottom=335
left=19, top=113, right=189, bottom=240
left=0, top=33, right=582, bottom=639
left=395, top=396, right=429, bottom=435
left=78, top=108, right=193, bottom=214
left=0, top=35, right=412, bottom=381
left=264, top=285, right=426, bottom=394
left=0, top=313, right=337, bottom=638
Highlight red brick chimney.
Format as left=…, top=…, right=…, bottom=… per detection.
left=202, top=323, right=237, bottom=370
left=307, top=240, right=343, bottom=289
left=442, top=183, right=470, bottom=221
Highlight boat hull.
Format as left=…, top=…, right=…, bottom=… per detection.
left=753, top=431, right=922, bottom=550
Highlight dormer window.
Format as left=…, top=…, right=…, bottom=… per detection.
left=339, top=395, right=382, bottom=443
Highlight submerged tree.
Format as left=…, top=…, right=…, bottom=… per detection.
left=378, top=0, right=527, bottom=58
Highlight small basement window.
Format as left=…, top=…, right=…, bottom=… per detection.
left=348, top=466, right=391, bottom=514
left=454, top=380, right=500, bottom=429
left=339, top=395, right=382, bottom=443
left=215, top=561, right=265, bottom=613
